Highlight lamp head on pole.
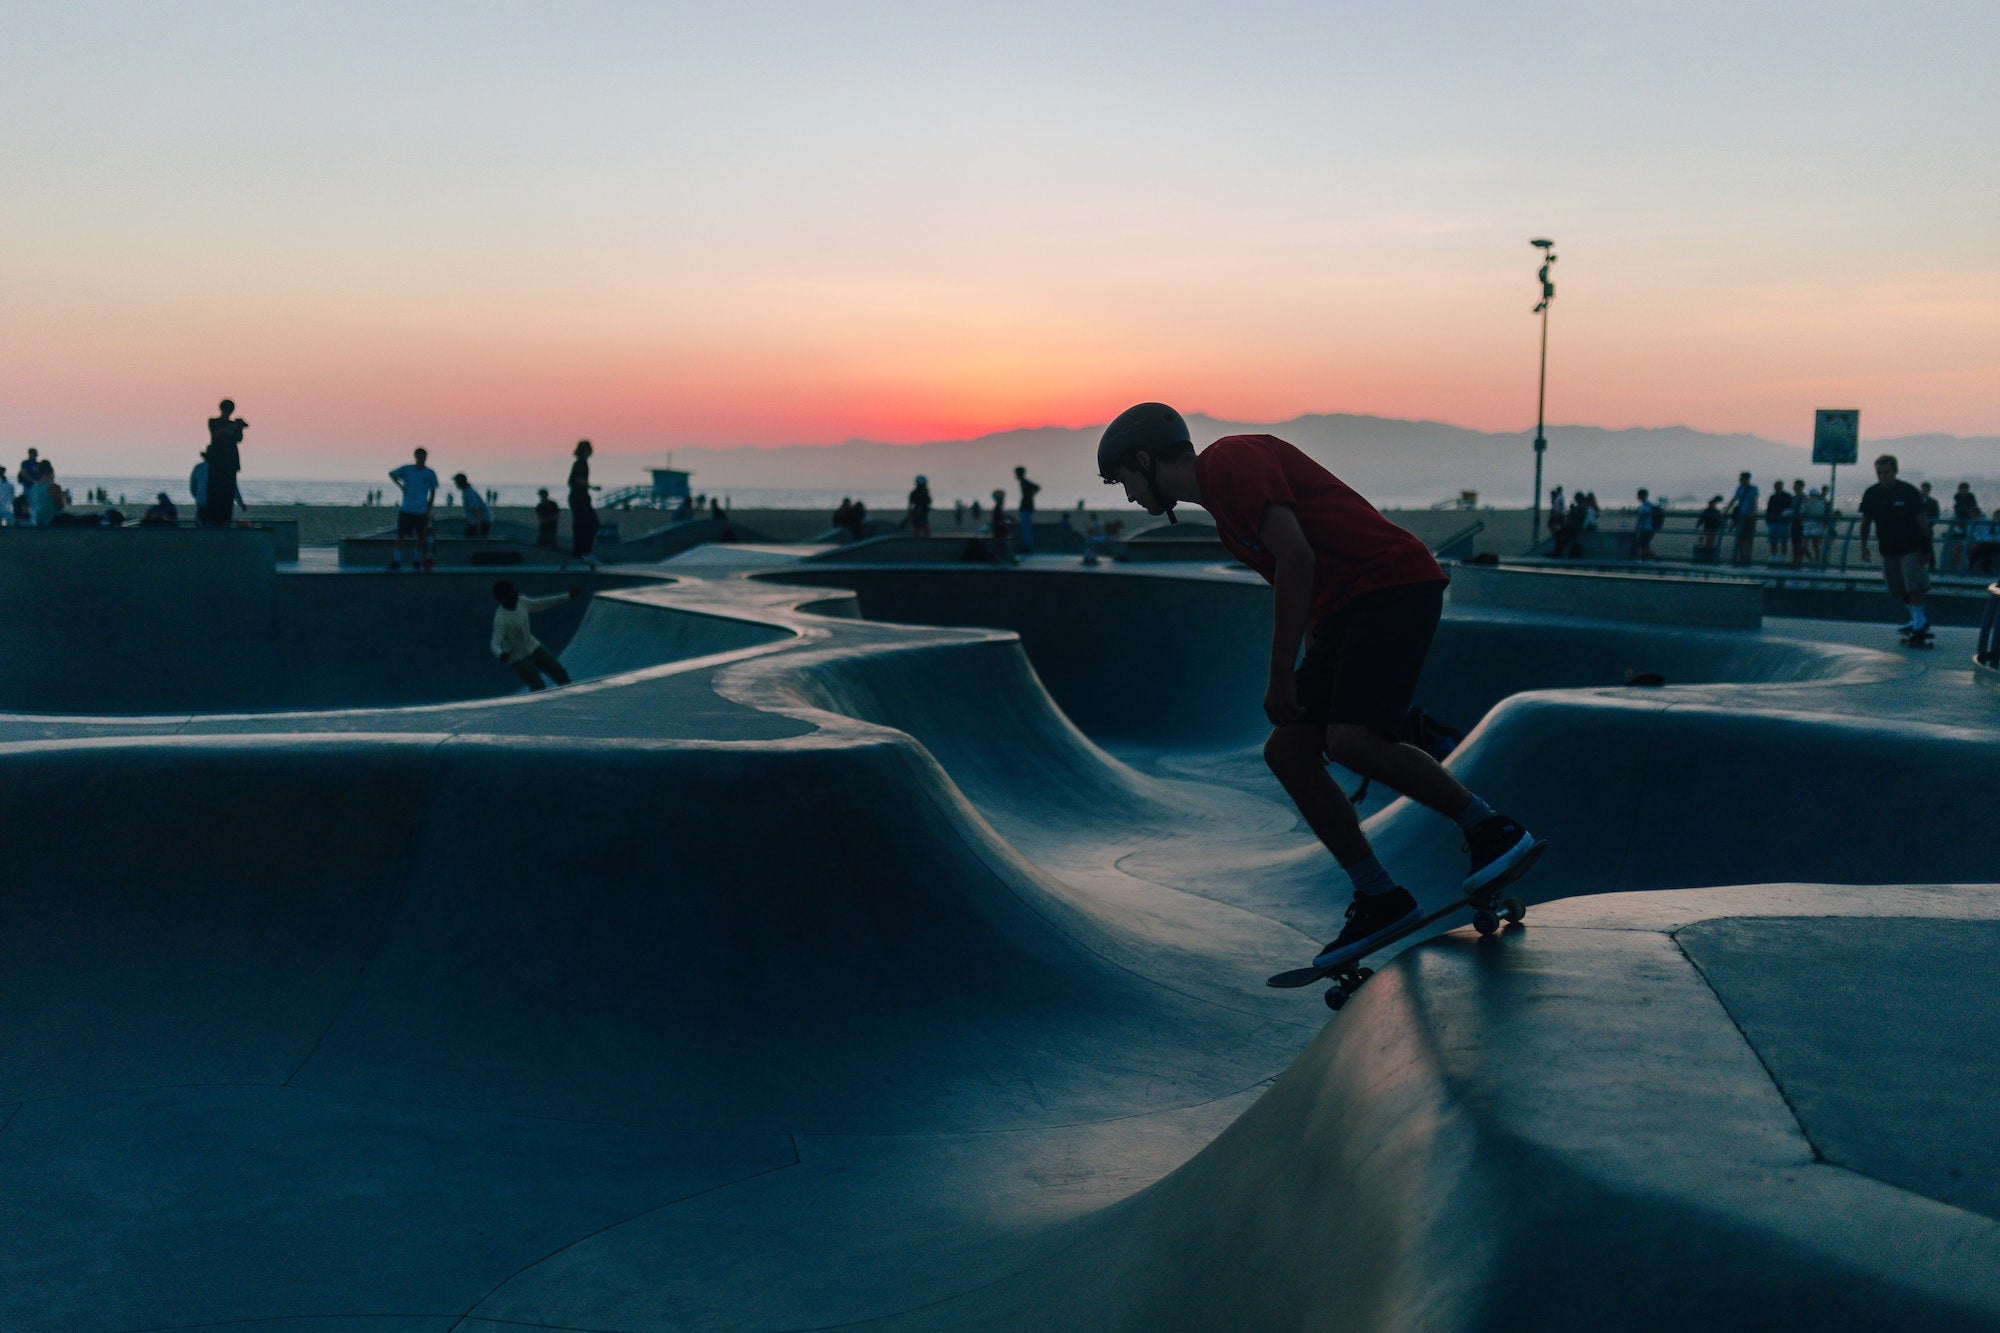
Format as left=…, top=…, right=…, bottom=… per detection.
left=1530, top=237, right=1557, bottom=312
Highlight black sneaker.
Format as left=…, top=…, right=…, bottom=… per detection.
left=1463, top=815, right=1542, bottom=895
left=1312, top=887, right=1422, bottom=971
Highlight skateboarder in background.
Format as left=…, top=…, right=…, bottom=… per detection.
left=454, top=472, right=492, bottom=538
left=1096, top=402, right=1542, bottom=973
left=1858, top=454, right=1933, bottom=640
left=387, top=448, right=441, bottom=571
left=568, top=439, right=601, bottom=569
left=200, top=400, right=247, bottom=528
left=1013, top=466, right=1040, bottom=554
left=491, top=580, right=582, bottom=690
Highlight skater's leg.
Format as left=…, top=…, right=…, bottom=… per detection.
left=1321, top=724, right=1474, bottom=817
left=529, top=646, right=570, bottom=686
left=1264, top=725, right=1375, bottom=867
left=510, top=658, right=548, bottom=691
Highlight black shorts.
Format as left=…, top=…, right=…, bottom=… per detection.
left=1294, top=580, right=1446, bottom=740
left=396, top=510, right=430, bottom=540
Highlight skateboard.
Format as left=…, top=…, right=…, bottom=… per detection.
left=1898, top=625, right=1934, bottom=649
left=1268, top=841, right=1547, bottom=1011
left=421, top=521, right=437, bottom=573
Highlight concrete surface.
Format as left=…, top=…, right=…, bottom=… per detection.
left=2, top=550, right=1997, bottom=1329
left=1447, top=559, right=1766, bottom=627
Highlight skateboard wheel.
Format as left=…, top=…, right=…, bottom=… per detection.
left=1473, top=910, right=1500, bottom=936
left=1325, top=988, right=1348, bottom=1011
left=1501, top=897, right=1526, bottom=924
left=1353, top=966, right=1373, bottom=984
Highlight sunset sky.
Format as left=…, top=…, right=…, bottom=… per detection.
left=3, top=2, right=1995, bottom=478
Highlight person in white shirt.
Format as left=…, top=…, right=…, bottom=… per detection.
left=491, top=580, right=582, bottom=690
left=453, top=472, right=492, bottom=538
left=387, top=448, right=441, bottom=571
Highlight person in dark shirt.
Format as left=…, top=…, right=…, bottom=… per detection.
left=201, top=399, right=247, bottom=527
left=567, top=439, right=600, bottom=568
left=906, top=475, right=933, bottom=537
left=1096, top=402, right=1541, bottom=976
left=1013, top=466, right=1041, bottom=554
left=1764, top=481, right=1792, bottom=562
left=142, top=493, right=179, bottom=526
left=534, top=488, right=560, bottom=547
left=1858, top=454, right=1933, bottom=636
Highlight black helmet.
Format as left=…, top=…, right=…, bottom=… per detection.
left=1097, top=402, right=1190, bottom=480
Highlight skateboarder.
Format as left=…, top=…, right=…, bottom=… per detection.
left=1096, top=402, right=1540, bottom=973
left=1858, top=454, right=1933, bottom=640
left=491, top=580, right=582, bottom=690
left=387, top=448, right=441, bottom=571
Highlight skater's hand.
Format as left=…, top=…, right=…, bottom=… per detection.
left=1263, top=672, right=1305, bottom=726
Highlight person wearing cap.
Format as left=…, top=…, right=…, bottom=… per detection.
left=907, top=475, right=933, bottom=538
left=1094, top=402, right=1544, bottom=975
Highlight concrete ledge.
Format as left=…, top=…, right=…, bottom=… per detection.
left=1449, top=560, right=1764, bottom=628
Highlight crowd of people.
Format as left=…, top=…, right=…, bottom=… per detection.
left=1544, top=466, right=1993, bottom=575
left=826, top=466, right=1048, bottom=564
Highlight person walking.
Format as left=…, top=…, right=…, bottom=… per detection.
left=567, top=439, right=600, bottom=568
left=534, top=488, right=561, bottom=548
left=387, top=447, right=441, bottom=571
left=1858, top=454, right=1934, bottom=640
left=906, top=475, right=933, bottom=537
left=988, top=488, right=1015, bottom=564
left=1013, top=466, right=1041, bottom=555
left=454, top=472, right=492, bottom=538
left=1095, top=402, right=1542, bottom=974
left=201, top=400, right=247, bottom=527
left=1799, top=487, right=1829, bottom=565
left=1919, top=481, right=1942, bottom=569
left=491, top=580, right=583, bottom=690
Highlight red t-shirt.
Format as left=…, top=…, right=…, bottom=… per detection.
left=1193, top=434, right=1444, bottom=617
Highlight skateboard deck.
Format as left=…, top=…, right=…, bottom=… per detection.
left=1898, top=627, right=1934, bottom=649
left=1268, top=839, right=1546, bottom=1010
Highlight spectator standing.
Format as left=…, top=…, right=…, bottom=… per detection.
left=1633, top=488, right=1662, bottom=560
left=989, top=488, right=1015, bottom=564
left=454, top=473, right=492, bottom=538
left=1728, top=473, right=1759, bottom=564
left=201, top=400, right=247, bottom=528
left=490, top=580, right=582, bottom=691
left=567, top=439, right=600, bottom=568
left=907, top=475, right=933, bottom=537
left=1765, top=480, right=1791, bottom=562
left=534, top=488, right=560, bottom=547
left=0, top=468, right=14, bottom=526
left=1945, top=482, right=1982, bottom=570
left=1919, top=481, right=1941, bottom=568
left=1546, top=486, right=1567, bottom=556
left=1787, top=480, right=1808, bottom=565
left=1696, top=496, right=1724, bottom=556
left=1857, top=454, right=1933, bottom=638
left=17, top=448, right=41, bottom=491
left=1013, top=466, right=1041, bottom=555
left=387, top=447, right=441, bottom=571
left=845, top=499, right=869, bottom=542
left=29, top=463, right=65, bottom=526
left=1799, top=487, right=1829, bottom=565
left=953, top=498, right=966, bottom=528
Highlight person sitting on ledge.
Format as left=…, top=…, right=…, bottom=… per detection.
left=1094, top=401, right=1544, bottom=976
left=491, top=581, right=583, bottom=691
left=142, top=493, right=179, bottom=526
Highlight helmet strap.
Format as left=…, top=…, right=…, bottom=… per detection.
left=1140, top=455, right=1178, bottom=524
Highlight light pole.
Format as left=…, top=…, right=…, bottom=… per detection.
left=1529, top=238, right=1557, bottom=553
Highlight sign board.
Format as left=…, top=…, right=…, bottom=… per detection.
left=1812, top=409, right=1859, bottom=466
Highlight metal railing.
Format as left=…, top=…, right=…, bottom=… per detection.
left=1539, top=510, right=2000, bottom=580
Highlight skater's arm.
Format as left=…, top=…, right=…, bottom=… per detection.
left=519, top=592, right=572, bottom=614
left=1259, top=503, right=1316, bottom=725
